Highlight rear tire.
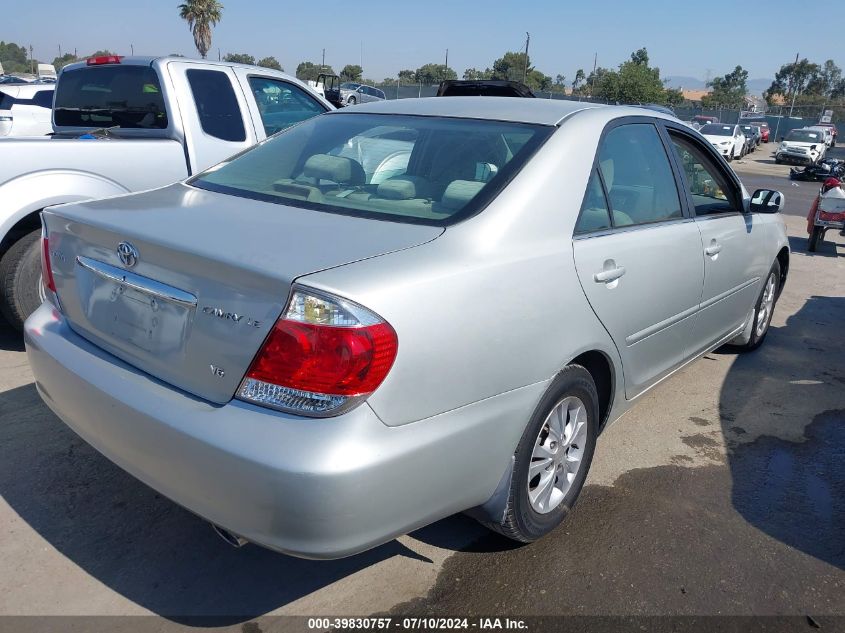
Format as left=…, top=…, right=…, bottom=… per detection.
left=484, top=365, right=598, bottom=543
left=808, top=226, right=823, bottom=252
left=729, top=260, right=781, bottom=353
left=0, top=229, right=43, bottom=331
left=347, top=96, right=357, bottom=105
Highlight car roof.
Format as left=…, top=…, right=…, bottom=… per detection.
left=0, top=83, right=54, bottom=98
left=329, top=96, right=608, bottom=125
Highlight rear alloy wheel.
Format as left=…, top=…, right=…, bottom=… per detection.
left=808, top=226, right=823, bottom=252
left=347, top=96, right=357, bottom=105
left=730, top=260, right=781, bottom=352
left=485, top=365, right=598, bottom=543
left=0, top=228, right=43, bottom=330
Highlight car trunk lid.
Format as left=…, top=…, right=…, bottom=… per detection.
left=43, top=183, right=443, bottom=403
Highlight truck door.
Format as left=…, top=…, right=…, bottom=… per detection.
left=166, top=62, right=258, bottom=173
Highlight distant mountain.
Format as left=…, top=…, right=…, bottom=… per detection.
left=664, top=75, right=773, bottom=96
left=664, top=76, right=706, bottom=90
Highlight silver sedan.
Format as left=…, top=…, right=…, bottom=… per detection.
left=25, top=97, right=789, bottom=558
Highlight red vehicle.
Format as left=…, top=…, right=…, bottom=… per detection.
left=739, top=117, right=770, bottom=142
left=815, top=122, right=838, bottom=147
left=806, top=177, right=845, bottom=251
left=692, top=115, right=719, bottom=127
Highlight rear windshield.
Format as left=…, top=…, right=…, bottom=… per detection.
left=700, top=124, right=733, bottom=136
left=191, top=113, right=551, bottom=225
left=54, top=65, right=168, bottom=129
left=785, top=129, right=822, bottom=143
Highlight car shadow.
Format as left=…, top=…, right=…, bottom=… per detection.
left=718, top=294, right=845, bottom=570
left=787, top=234, right=843, bottom=257
left=0, top=383, right=490, bottom=622
left=0, top=322, right=24, bottom=352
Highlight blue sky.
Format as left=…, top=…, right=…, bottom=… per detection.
left=5, top=0, right=843, bottom=83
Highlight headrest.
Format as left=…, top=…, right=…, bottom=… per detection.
left=377, top=176, right=430, bottom=200
left=302, top=154, right=365, bottom=185
left=440, top=180, right=486, bottom=211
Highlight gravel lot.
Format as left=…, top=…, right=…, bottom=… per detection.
left=0, top=150, right=843, bottom=629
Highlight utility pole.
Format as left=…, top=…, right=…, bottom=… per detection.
left=217, top=48, right=221, bottom=61
left=445, top=48, right=448, bottom=69
left=321, top=48, right=325, bottom=71
left=130, top=43, right=134, bottom=56
left=29, top=45, right=34, bottom=74
left=58, top=44, right=62, bottom=58
left=522, top=32, right=530, bottom=83
left=360, top=41, right=363, bottom=70
left=788, top=51, right=799, bottom=118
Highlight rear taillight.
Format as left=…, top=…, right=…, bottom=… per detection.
left=237, top=287, right=398, bottom=417
left=41, top=230, right=56, bottom=294
left=86, top=55, right=123, bottom=65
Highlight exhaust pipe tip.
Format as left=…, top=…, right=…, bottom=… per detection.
left=212, top=523, right=248, bottom=548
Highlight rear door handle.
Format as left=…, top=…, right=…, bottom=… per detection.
left=705, top=241, right=723, bottom=257
left=594, top=264, right=626, bottom=284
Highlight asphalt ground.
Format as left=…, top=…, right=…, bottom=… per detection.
left=0, top=149, right=843, bottom=632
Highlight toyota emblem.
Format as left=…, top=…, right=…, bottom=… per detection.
left=117, top=241, right=139, bottom=268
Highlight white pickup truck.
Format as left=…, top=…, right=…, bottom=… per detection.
left=0, top=55, right=331, bottom=329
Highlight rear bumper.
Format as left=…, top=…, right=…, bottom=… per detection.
left=24, top=304, right=545, bottom=559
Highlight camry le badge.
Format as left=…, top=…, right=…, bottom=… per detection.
left=117, top=241, right=139, bottom=268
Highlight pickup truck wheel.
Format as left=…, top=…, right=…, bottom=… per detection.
left=808, top=226, right=823, bottom=252
left=485, top=365, right=598, bottom=543
left=0, top=229, right=43, bottom=330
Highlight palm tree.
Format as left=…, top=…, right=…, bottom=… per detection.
left=178, top=0, right=224, bottom=59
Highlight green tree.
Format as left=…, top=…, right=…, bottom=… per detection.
left=223, top=52, right=255, bottom=65
left=52, top=53, right=79, bottom=70
left=590, top=48, right=676, bottom=105
left=806, top=59, right=842, bottom=97
left=572, top=68, right=585, bottom=92
left=702, top=65, right=748, bottom=108
left=178, top=0, right=224, bottom=59
left=491, top=51, right=530, bottom=82
left=0, top=41, right=31, bottom=74
left=257, top=56, right=282, bottom=71
left=665, top=87, right=685, bottom=106
left=414, top=63, right=456, bottom=84
left=340, top=64, right=363, bottom=81
left=89, top=50, right=117, bottom=58
left=398, top=69, right=415, bottom=82
left=462, top=67, right=491, bottom=80
left=296, top=61, right=335, bottom=81
left=765, top=58, right=821, bottom=106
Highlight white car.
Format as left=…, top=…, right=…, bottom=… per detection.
left=698, top=123, right=746, bottom=161
left=775, top=128, right=827, bottom=165
left=0, top=83, right=54, bottom=137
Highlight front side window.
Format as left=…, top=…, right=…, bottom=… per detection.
left=192, top=113, right=551, bottom=225
left=53, top=65, right=168, bottom=128
left=247, top=76, right=325, bottom=136
left=186, top=69, right=246, bottom=142
left=595, top=123, right=683, bottom=227
left=670, top=132, right=738, bottom=215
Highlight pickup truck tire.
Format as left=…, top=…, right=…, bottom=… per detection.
left=0, top=229, right=43, bottom=330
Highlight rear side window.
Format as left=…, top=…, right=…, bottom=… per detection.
left=247, top=76, right=325, bottom=136
left=186, top=69, right=246, bottom=142
left=0, top=92, right=14, bottom=110
left=575, top=169, right=612, bottom=233
left=54, top=65, right=168, bottom=128
left=596, top=123, right=683, bottom=227
left=33, top=90, right=53, bottom=109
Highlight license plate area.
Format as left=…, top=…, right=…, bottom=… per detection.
left=76, top=257, right=196, bottom=356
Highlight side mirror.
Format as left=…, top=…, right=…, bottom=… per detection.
left=750, top=189, right=784, bottom=214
